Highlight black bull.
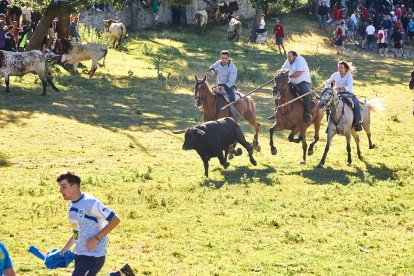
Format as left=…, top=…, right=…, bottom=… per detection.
left=173, top=118, right=257, bottom=177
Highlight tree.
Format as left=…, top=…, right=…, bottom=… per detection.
left=28, top=0, right=129, bottom=50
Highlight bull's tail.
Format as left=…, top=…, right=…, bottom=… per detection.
left=98, top=47, right=108, bottom=67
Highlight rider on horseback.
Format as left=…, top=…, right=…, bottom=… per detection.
left=269, top=51, right=313, bottom=123
left=322, top=60, right=362, bottom=131
left=209, top=50, right=241, bottom=120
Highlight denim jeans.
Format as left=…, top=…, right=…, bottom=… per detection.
left=318, top=15, right=326, bottom=30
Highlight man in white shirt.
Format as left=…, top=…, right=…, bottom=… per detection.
left=366, top=21, right=375, bottom=51
left=269, top=51, right=313, bottom=123
left=22, top=2, right=31, bottom=25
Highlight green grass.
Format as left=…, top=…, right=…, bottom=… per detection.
left=1, top=14, right=414, bottom=275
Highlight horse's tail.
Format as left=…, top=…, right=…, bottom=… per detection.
left=366, top=98, right=384, bottom=113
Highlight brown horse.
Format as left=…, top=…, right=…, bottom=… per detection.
left=269, top=70, right=324, bottom=164
left=194, top=75, right=261, bottom=152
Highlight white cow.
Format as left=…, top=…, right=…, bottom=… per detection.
left=228, top=16, right=242, bottom=41
left=103, top=19, right=128, bottom=49
left=195, top=10, right=208, bottom=32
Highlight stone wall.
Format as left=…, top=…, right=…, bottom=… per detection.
left=80, top=0, right=256, bottom=31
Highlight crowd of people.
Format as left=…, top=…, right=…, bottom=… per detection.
left=318, top=0, right=413, bottom=57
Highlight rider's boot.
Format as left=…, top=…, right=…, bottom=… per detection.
left=303, top=95, right=313, bottom=124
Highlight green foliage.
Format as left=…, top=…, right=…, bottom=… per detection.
left=78, top=23, right=109, bottom=45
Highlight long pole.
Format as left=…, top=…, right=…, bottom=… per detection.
left=220, top=78, right=274, bottom=110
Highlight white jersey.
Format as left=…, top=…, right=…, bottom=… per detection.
left=281, top=55, right=312, bottom=84
left=323, top=71, right=354, bottom=94
left=68, top=193, right=115, bottom=257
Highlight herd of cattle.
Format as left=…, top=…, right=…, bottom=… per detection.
left=195, top=1, right=243, bottom=41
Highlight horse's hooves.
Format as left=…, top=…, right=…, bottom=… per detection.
left=223, top=162, right=230, bottom=169
left=253, top=144, right=261, bottom=152
left=300, top=160, right=306, bottom=165
left=271, top=148, right=277, bottom=155
left=308, top=149, right=314, bottom=156
left=251, top=159, right=257, bottom=166
left=358, top=155, right=364, bottom=161
left=369, top=144, right=376, bottom=149
left=347, top=162, right=352, bottom=166
left=316, top=163, right=323, bottom=168
left=234, top=148, right=242, bottom=156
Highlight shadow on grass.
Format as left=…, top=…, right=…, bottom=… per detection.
left=0, top=152, right=10, bottom=167
left=291, top=162, right=396, bottom=185
left=200, top=164, right=276, bottom=188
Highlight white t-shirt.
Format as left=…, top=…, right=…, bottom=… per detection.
left=377, top=29, right=387, bottom=43
left=366, top=25, right=375, bottom=35
left=22, top=5, right=31, bottom=22
left=281, top=55, right=312, bottom=84
left=323, top=71, right=354, bottom=94
left=259, top=18, right=265, bottom=29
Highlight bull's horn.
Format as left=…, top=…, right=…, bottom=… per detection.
left=195, top=128, right=205, bottom=135
left=202, top=74, right=207, bottom=82
left=172, top=129, right=186, bottom=134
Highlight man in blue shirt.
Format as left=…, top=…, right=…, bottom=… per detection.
left=58, top=171, right=121, bottom=276
left=0, top=243, right=16, bottom=276
left=70, top=17, right=80, bottom=43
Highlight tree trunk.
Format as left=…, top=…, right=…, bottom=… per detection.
left=58, top=2, right=71, bottom=39
left=249, top=8, right=262, bottom=42
left=27, top=2, right=58, bottom=50
left=130, top=1, right=140, bottom=32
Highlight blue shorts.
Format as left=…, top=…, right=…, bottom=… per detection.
left=276, top=37, right=283, bottom=45
left=73, top=255, right=105, bottom=276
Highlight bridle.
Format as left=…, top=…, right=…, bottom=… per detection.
left=272, top=74, right=290, bottom=112
left=321, top=88, right=345, bottom=132
left=194, top=81, right=205, bottom=110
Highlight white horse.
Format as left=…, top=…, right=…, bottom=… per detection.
left=317, top=88, right=383, bottom=168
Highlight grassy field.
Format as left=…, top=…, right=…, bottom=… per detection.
left=1, top=13, right=414, bottom=275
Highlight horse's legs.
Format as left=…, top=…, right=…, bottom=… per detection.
left=243, top=101, right=261, bottom=152
left=317, top=129, right=335, bottom=168
left=345, top=132, right=352, bottom=166
left=362, top=120, right=375, bottom=149
left=300, top=128, right=308, bottom=165
left=288, top=127, right=301, bottom=143
left=351, top=129, right=363, bottom=160
left=308, top=112, right=322, bottom=156
left=269, top=123, right=278, bottom=155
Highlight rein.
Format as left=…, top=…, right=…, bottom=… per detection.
left=326, top=92, right=347, bottom=133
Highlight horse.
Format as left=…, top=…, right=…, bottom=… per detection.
left=317, top=87, right=383, bottom=168
left=194, top=74, right=261, bottom=153
left=269, top=70, right=324, bottom=164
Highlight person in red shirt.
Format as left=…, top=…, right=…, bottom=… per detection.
left=361, top=6, right=368, bottom=22
left=273, top=19, right=286, bottom=55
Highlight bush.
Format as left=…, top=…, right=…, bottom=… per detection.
left=78, top=23, right=109, bottom=45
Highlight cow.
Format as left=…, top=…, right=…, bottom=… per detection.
left=227, top=15, right=242, bottom=41
left=173, top=117, right=257, bottom=177
left=103, top=19, right=128, bottom=49
left=194, top=10, right=208, bottom=33
left=215, top=1, right=239, bottom=23
left=53, top=38, right=108, bottom=78
left=0, top=50, right=58, bottom=96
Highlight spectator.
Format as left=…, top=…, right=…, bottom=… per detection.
left=57, top=171, right=121, bottom=276
left=391, top=26, right=404, bottom=57
left=70, top=16, right=79, bottom=43
left=357, top=19, right=367, bottom=47
left=0, top=0, right=7, bottom=15
left=347, top=15, right=356, bottom=41
left=0, top=20, right=5, bottom=50
left=366, top=21, right=375, bottom=51
left=361, top=6, right=369, bottom=22
left=350, top=9, right=358, bottom=26
left=332, top=4, right=341, bottom=28
left=407, top=18, right=414, bottom=45
left=17, top=24, right=32, bottom=51
left=377, top=25, right=388, bottom=56
left=152, top=0, right=161, bottom=29
left=8, top=3, right=21, bottom=26
left=395, top=5, right=402, bottom=19
left=273, top=19, right=286, bottom=55
left=21, top=2, right=32, bottom=26
left=334, top=21, right=346, bottom=54
left=390, top=11, right=397, bottom=23
left=318, top=1, right=329, bottom=30
left=12, top=21, right=20, bottom=45
left=5, top=25, right=16, bottom=51
left=256, top=14, right=267, bottom=44
left=0, top=242, right=16, bottom=276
